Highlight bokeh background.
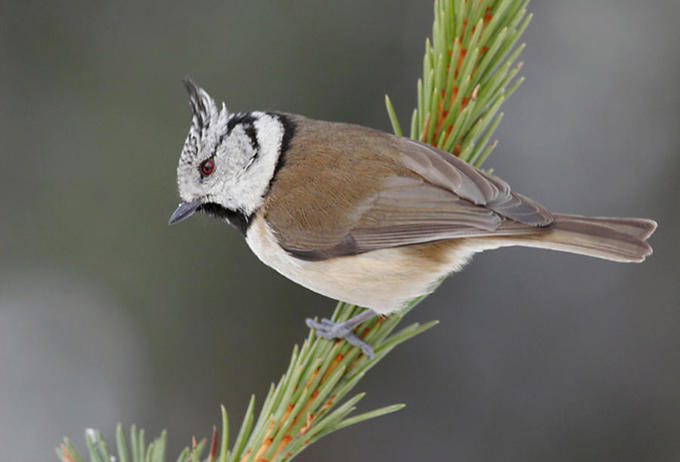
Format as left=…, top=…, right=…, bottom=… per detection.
left=1, top=1, right=679, bottom=461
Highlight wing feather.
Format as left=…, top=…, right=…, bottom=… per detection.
left=263, top=120, right=554, bottom=261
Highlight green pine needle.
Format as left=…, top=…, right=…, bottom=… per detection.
left=388, top=0, right=527, bottom=158
left=218, top=406, right=229, bottom=462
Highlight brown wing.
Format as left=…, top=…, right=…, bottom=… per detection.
left=262, top=117, right=554, bottom=261
left=397, top=137, right=553, bottom=226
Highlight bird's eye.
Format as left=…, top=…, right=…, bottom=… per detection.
left=199, top=158, right=215, bottom=176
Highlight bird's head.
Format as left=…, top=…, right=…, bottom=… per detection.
left=169, top=78, right=290, bottom=232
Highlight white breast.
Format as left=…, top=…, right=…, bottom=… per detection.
left=245, top=214, right=487, bottom=314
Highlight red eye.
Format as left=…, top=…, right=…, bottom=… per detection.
left=199, top=158, right=215, bottom=176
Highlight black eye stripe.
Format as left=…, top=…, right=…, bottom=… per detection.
left=243, top=123, right=259, bottom=151
left=227, top=113, right=259, bottom=151
left=198, top=113, right=260, bottom=179
left=207, top=113, right=260, bottom=163
left=226, top=112, right=256, bottom=131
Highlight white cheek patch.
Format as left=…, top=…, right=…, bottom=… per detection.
left=219, top=126, right=255, bottom=177
left=223, top=113, right=284, bottom=216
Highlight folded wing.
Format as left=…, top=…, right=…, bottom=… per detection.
left=267, top=125, right=554, bottom=261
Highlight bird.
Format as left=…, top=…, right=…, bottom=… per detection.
left=169, top=78, right=657, bottom=358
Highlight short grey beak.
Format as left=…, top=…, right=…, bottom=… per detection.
left=168, top=200, right=202, bottom=225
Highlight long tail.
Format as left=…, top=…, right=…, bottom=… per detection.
left=490, top=214, right=657, bottom=263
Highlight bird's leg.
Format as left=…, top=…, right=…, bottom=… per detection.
left=306, top=309, right=377, bottom=358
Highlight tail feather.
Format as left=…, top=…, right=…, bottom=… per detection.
left=514, top=214, right=657, bottom=263
left=486, top=214, right=657, bottom=263
left=553, top=214, right=657, bottom=241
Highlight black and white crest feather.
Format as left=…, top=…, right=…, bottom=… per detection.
left=183, top=77, right=215, bottom=130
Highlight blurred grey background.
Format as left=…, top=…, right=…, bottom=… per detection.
left=1, top=1, right=679, bottom=461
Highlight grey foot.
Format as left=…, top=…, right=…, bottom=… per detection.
left=306, top=313, right=375, bottom=358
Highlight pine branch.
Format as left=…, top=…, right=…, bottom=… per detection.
left=57, top=1, right=530, bottom=460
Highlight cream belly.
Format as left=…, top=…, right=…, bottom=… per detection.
left=245, top=214, right=494, bottom=314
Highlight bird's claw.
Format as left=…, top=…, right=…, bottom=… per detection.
left=306, top=317, right=375, bottom=359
